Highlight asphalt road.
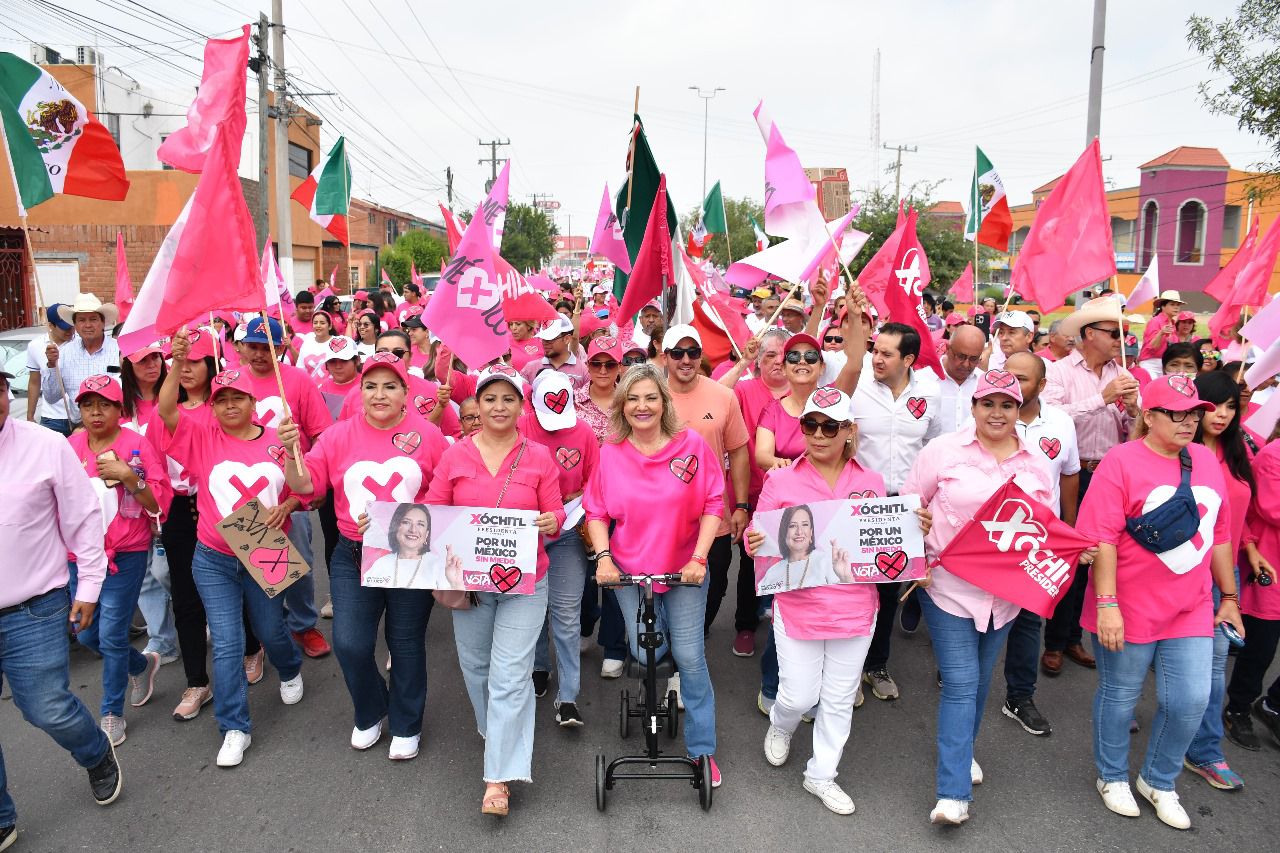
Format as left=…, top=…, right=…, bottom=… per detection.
left=3, top=536, right=1278, bottom=853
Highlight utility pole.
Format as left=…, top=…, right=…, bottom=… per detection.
left=883, top=143, right=918, bottom=201
left=253, top=14, right=269, bottom=252
left=445, top=166, right=454, bottom=211
left=271, top=0, right=292, bottom=287
left=1086, top=0, right=1106, bottom=144
left=478, top=139, right=510, bottom=192
left=688, top=86, right=724, bottom=202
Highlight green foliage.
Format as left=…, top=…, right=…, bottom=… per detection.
left=679, top=196, right=770, bottom=268
left=500, top=202, right=559, bottom=272
left=379, top=229, right=449, bottom=289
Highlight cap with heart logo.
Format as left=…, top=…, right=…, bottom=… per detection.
left=75, top=374, right=124, bottom=405
left=361, top=350, right=409, bottom=385
left=210, top=369, right=257, bottom=400
left=801, top=386, right=853, bottom=422
left=973, top=369, right=1024, bottom=404
left=324, top=335, right=359, bottom=362
left=1144, top=373, right=1214, bottom=413
left=531, top=370, right=577, bottom=431
left=476, top=363, right=526, bottom=399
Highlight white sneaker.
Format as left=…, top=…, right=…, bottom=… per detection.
left=216, top=730, right=251, bottom=767
left=389, top=734, right=420, bottom=760
left=601, top=658, right=625, bottom=679
left=668, top=672, right=683, bottom=710
left=971, top=758, right=983, bottom=785
left=279, top=674, right=304, bottom=705
left=929, top=798, right=969, bottom=825
left=351, top=719, right=384, bottom=750
left=320, top=597, right=333, bottom=619
left=1136, top=776, right=1190, bottom=829
left=853, top=683, right=864, bottom=709
left=757, top=691, right=775, bottom=716
left=99, top=713, right=127, bottom=747
left=764, top=724, right=792, bottom=766
left=1096, top=778, right=1141, bottom=818
left=803, top=778, right=855, bottom=815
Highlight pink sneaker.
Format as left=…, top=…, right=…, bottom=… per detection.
left=707, top=756, right=722, bottom=788
left=732, top=630, right=755, bottom=657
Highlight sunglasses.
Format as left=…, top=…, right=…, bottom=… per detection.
left=376, top=348, right=408, bottom=359
left=666, top=346, right=702, bottom=361
left=823, top=335, right=844, bottom=345
left=785, top=350, right=822, bottom=365
left=1151, top=407, right=1204, bottom=423
left=1085, top=324, right=1122, bottom=340
left=622, top=355, right=647, bottom=366
left=587, top=359, right=618, bottom=370
left=799, top=417, right=848, bottom=438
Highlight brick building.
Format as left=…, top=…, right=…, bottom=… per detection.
left=804, top=168, right=852, bottom=220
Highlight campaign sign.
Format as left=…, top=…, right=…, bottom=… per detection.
left=753, top=496, right=925, bottom=594
left=361, top=501, right=539, bottom=594
left=217, top=499, right=312, bottom=598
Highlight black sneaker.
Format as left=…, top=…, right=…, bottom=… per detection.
left=1224, top=709, right=1261, bottom=751
left=899, top=592, right=921, bottom=634
left=555, top=701, right=584, bottom=727
left=532, top=670, right=550, bottom=699
left=1002, top=697, right=1052, bottom=736
left=0, top=823, right=16, bottom=852
left=1253, top=698, right=1280, bottom=747
left=87, top=742, right=122, bottom=806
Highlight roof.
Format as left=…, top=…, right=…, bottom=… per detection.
left=1032, top=175, right=1063, bottom=195
left=1138, top=146, right=1229, bottom=170
left=927, top=201, right=965, bottom=216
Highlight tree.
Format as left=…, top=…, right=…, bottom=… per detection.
left=679, top=196, right=769, bottom=268
left=380, top=229, right=449, bottom=288
left=499, top=202, right=559, bottom=271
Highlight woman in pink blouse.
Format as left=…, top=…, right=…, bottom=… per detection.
left=422, top=365, right=564, bottom=817
left=573, top=335, right=623, bottom=444
left=902, top=370, right=1057, bottom=827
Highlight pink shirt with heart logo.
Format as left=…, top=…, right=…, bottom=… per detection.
left=517, top=413, right=600, bottom=502
left=339, top=374, right=461, bottom=438
left=68, top=429, right=173, bottom=556
left=246, top=363, right=333, bottom=453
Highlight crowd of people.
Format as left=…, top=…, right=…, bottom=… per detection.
left=2, top=271, right=1279, bottom=846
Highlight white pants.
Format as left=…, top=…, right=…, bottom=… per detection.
left=769, top=609, right=873, bottom=783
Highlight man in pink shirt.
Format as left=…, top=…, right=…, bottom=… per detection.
left=0, top=370, right=123, bottom=839
left=289, top=291, right=316, bottom=337
left=1035, top=319, right=1075, bottom=362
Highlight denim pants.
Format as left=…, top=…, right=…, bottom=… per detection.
left=452, top=579, right=548, bottom=783
left=283, top=511, right=318, bottom=634
left=138, top=545, right=179, bottom=658
left=615, top=577, right=717, bottom=759
left=920, top=592, right=1014, bottom=802
left=330, top=536, right=433, bottom=737
left=38, top=417, right=71, bottom=436
left=1187, top=579, right=1232, bottom=766
left=1093, top=634, right=1212, bottom=791
left=597, top=587, right=628, bottom=661
left=0, top=588, right=112, bottom=828
left=69, top=552, right=151, bottom=717
left=191, top=542, right=303, bottom=734
left=1003, top=609, right=1042, bottom=702
left=534, top=529, right=589, bottom=703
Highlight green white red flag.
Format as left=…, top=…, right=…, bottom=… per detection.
left=291, top=136, right=351, bottom=245
left=965, top=146, right=1012, bottom=251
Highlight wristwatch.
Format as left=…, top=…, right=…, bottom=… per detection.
left=735, top=502, right=750, bottom=512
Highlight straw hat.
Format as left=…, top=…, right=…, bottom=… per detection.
left=1059, top=296, right=1127, bottom=339
left=57, top=293, right=118, bottom=327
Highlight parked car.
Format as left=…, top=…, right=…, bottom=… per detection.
left=0, top=325, right=46, bottom=397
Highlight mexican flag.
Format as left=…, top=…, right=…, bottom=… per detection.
left=702, top=180, right=726, bottom=234
left=964, top=146, right=1012, bottom=251
left=614, top=114, right=677, bottom=302
left=291, top=136, right=351, bottom=245
left=0, top=52, right=129, bottom=213
left=750, top=214, right=768, bottom=252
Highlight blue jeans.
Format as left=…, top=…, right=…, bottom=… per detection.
left=597, top=587, right=628, bottom=661
left=138, top=545, right=179, bottom=658
left=329, top=536, right=433, bottom=736
left=920, top=592, right=1014, bottom=801
left=1187, top=576, right=1234, bottom=766
left=615, top=578, right=717, bottom=759
left=760, top=622, right=779, bottom=701
left=69, top=552, right=150, bottom=717
left=452, top=579, right=549, bottom=783
left=38, top=417, right=71, bottom=436
left=1003, top=609, right=1042, bottom=702
left=534, top=529, right=588, bottom=703
left=191, top=542, right=302, bottom=734
left=1093, top=634, right=1212, bottom=791
left=0, top=588, right=111, bottom=828
left=283, top=510, right=318, bottom=634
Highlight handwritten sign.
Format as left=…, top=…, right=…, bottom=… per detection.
left=216, top=499, right=312, bottom=598
left=752, top=496, right=925, bottom=594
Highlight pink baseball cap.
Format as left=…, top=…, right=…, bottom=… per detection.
left=126, top=343, right=164, bottom=364
left=1175, top=310, right=1196, bottom=324
left=782, top=333, right=822, bottom=354
left=973, top=369, right=1023, bottom=404
left=1144, top=374, right=1214, bottom=413
left=353, top=290, right=371, bottom=303
left=578, top=311, right=614, bottom=339
left=476, top=363, right=526, bottom=398
left=360, top=350, right=410, bottom=385
left=75, top=374, right=124, bottom=405
left=945, top=312, right=965, bottom=327
left=210, top=369, right=256, bottom=400
left=586, top=335, right=623, bottom=363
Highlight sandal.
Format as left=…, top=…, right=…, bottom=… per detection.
left=482, top=782, right=510, bottom=816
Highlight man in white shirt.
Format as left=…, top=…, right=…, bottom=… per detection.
left=41, top=294, right=120, bottom=428
left=851, top=322, right=941, bottom=702
left=937, top=325, right=986, bottom=433
left=27, top=305, right=75, bottom=434
left=985, top=310, right=1035, bottom=371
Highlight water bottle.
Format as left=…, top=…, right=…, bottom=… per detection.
left=121, top=449, right=145, bottom=518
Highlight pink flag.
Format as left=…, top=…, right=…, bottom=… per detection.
left=411, top=262, right=423, bottom=290
left=1241, top=293, right=1280, bottom=351
left=617, top=175, right=673, bottom=322
left=1212, top=216, right=1280, bottom=346
left=329, top=263, right=339, bottom=291
left=753, top=101, right=817, bottom=239
left=315, top=286, right=335, bottom=300
left=380, top=268, right=394, bottom=289
left=724, top=207, right=861, bottom=290
left=157, top=27, right=250, bottom=173
left=114, top=231, right=134, bottom=324
left=882, top=210, right=943, bottom=379
left=525, top=272, right=560, bottom=294
left=1010, top=139, right=1115, bottom=312
left=680, top=246, right=752, bottom=352
left=588, top=184, right=632, bottom=273
left=1205, top=218, right=1259, bottom=303
left=1245, top=335, right=1280, bottom=391
left=494, top=257, right=560, bottom=322
left=855, top=203, right=933, bottom=317
left=439, top=203, right=464, bottom=254
left=1245, top=385, right=1280, bottom=441
left=948, top=263, right=974, bottom=303
left=421, top=168, right=511, bottom=368
left=261, top=242, right=294, bottom=315
left=1125, top=256, right=1159, bottom=308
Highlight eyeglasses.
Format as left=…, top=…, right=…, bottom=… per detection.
left=947, top=351, right=982, bottom=365
left=823, top=335, right=844, bottom=345
left=1151, top=407, right=1204, bottom=423
left=587, top=359, right=618, bottom=370
left=785, top=350, right=822, bottom=365
left=622, top=355, right=647, bottom=366
left=460, top=414, right=482, bottom=423
left=1085, top=324, right=1122, bottom=340
left=666, top=346, right=702, bottom=361
left=799, top=417, right=847, bottom=438
left=376, top=348, right=408, bottom=359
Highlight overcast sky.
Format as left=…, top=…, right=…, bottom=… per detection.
left=6, top=0, right=1267, bottom=237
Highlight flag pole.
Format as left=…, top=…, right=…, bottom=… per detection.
left=1237, top=306, right=1252, bottom=382
left=19, top=217, right=73, bottom=422
left=753, top=282, right=801, bottom=342
left=624, top=87, right=640, bottom=218
left=720, top=194, right=734, bottom=266
left=342, top=144, right=354, bottom=296
left=972, top=147, right=980, bottom=307
left=209, top=312, right=221, bottom=364
left=1118, top=296, right=1128, bottom=370
left=259, top=309, right=306, bottom=476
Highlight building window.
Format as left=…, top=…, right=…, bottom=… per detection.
left=1222, top=204, right=1242, bottom=249
left=1139, top=200, right=1159, bottom=270
left=1110, top=217, right=1135, bottom=253
left=158, top=134, right=173, bottom=170
left=368, top=210, right=376, bottom=224
left=287, top=142, right=311, bottom=179
left=106, top=114, right=121, bottom=148
left=1175, top=200, right=1206, bottom=265
left=385, top=218, right=400, bottom=245
left=349, top=266, right=359, bottom=288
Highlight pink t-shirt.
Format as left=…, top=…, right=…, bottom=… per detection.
left=758, top=397, right=806, bottom=462
left=147, top=403, right=213, bottom=494
left=161, top=416, right=295, bottom=554
left=423, top=436, right=566, bottom=583
left=509, top=340, right=545, bottom=373
left=339, top=374, right=461, bottom=438
left=246, top=363, right=333, bottom=452
left=518, top=413, right=600, bottom=500
left=754, top=456, right=884, bottom=640
left=288, top=312, right=313, bottom=337
left=123, top=397, right=158, bottom=438
left=1242, top=441, right=1280, bottom=619
left=1213, top=445, right=1253, bottom=564
left=584, top=429, right=725, bottom=586
left=735, top=378, right=785, bottom=505
left=1077, top=440, right=1230, bottom=643
left=303, top=411, right=448, bottom=540
left=1033, top=346, right=1059, bottom=363
left=68, top=428, right=172, bottom=556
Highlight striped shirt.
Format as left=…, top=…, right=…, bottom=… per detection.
left=1041, top=350, right=1134, bottom=461
left=41, top=335, right=121, bottom=423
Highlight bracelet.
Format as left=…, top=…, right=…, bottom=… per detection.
left=1220, top=592, right=1239, bottom=602
left=735, top=502, right=750, bottom=512
left=1097, top=601, right=1119, bottom=609
left=1095, top=594, right=1117, bottom=602
left=595, top=550, right=612, bottom=562
left=689, top=554, right=708, bottom=566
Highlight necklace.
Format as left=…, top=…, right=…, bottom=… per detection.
left=393, top=554, right=426, bottom=587
left=785, top=554, right=812, bottom=590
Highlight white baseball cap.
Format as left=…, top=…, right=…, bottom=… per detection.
left=323, top=335, right=359, bottom=362
left=531, top=370, right=577, bottom=431
left=993, top=310, right=1034, bottom=333
left=475, top=364, right=526, bottom=398
left=800, top=386, right=853, bottom=422
left=661, top=323, right=702, bottom=352
left=536, top=315, right=576, bottom=341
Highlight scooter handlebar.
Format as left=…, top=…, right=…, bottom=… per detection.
left=599, top=573, right=692, bottom=588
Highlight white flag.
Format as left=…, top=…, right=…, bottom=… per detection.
left=1126, top=255, right=1159, bottom=307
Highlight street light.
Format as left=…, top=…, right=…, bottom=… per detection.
left=689, top=86, right=725, bottom=202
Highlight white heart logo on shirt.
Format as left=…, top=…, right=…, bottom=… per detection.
left=342, top=458, right=423, bottom=525
left=122, top=420, right=150, bottom=437
left=89, top=477, right=119, bottom=533
left=207, top=461, right=285, bottom=519
left=1140, top=484, right=1222, bottom=575
left=255, top=396, right=285, bottom=428
left=302, top=354, right=322, bottom=374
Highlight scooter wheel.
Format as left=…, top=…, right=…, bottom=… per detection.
left=619, top=690, right=630, bottom=739
left=595, top=753, right=608, bottom=811
left=698, top=754, right=714, bottom=811
left=665, top=690, right=679, bottom=739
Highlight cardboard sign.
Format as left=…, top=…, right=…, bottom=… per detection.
left=753, top=495, right=926, bottom=594
left=361, top=501, right=540, bottom=594
left=216, top=499, right=312, bottom=598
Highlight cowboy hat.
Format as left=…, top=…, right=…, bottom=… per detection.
left=1153, top=289, right=1185, bottom=309
left=57, top=293, right=118, bottom=327
left=1059, top=295, right=1127, bottom=339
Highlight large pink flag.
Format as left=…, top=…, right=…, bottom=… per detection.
left=114, top=231, right=134, bottom=324
left=588, top=184, right=632, bottom=273
left=493, top=257, right=560, bottom=322
left=1010, top=139, right=1115, bottom=312
left=882, top=210, right=943, bottom=378
left=1209, top=216, right=1280, bottom=346
left=421, top=168, right=511, bottom=368
left=157, top=27, right=250, bottom=172
left=1241, top=292, right=1280, bottom=351
left=856, top=203, right=933, bottom=317
left=753, top=101, right=817, bottom=239
left=261, top=242, right=294, bottom=316
left=948, top=263, right=974, bottom=303
left=724, top=207, right=861, bottom=290
left=1205, top=218, right=1259, bottom=303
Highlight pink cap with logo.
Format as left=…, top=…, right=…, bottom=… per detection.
left=1144, top=374, right=1214, bottom=413
left=973, top=369, right=1024, bottom=404
left=210, top=369, right=256, bottom=400
left=360, top=351, right=409, bottom=385
left=75, top=374, right=124, bottom=405
left=586, top=335, right=623, bottom=363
